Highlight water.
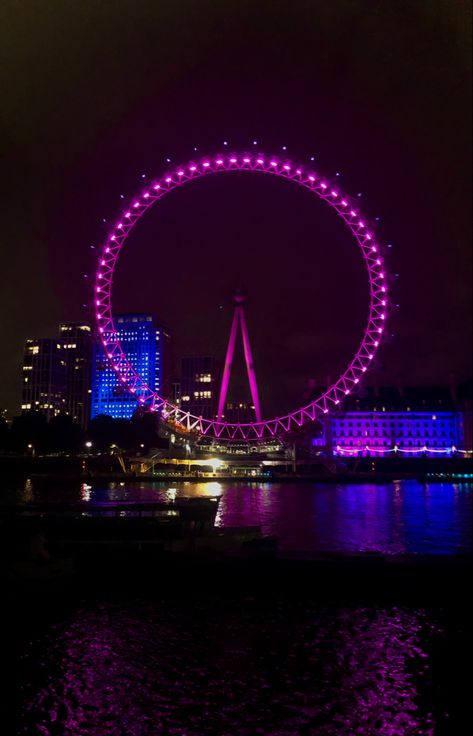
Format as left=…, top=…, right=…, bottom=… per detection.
left=6, top=479, right=471, bottom=733
left=18, top=601, right=446, bottom=736
left=8, top=478, right=473, bottom=555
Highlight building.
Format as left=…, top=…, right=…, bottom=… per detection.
left=180, top=357, right=219, bottom=420
left=90, top=314, right=170, bottom=420
left=224, top=401, right=257, bottom=423
left=57, top=322, right=93, bottom=428
left=311, top=386, right=469, bottom=457
left=21, top=338, right=67, bottom=420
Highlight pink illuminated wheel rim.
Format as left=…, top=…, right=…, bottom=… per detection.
left=95, top=152, right=388, bottom=441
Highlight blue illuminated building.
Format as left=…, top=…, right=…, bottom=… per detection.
left=91, top=314, right=170, bottom=420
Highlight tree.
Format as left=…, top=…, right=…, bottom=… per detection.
left=46, top=413, right=82, bottom=453
left=10, top=411, right=48, bottom=453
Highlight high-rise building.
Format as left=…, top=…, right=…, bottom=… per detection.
left=180, top=357, right=219, bottom=419
left=90, top=314, right=170, bottom=420
left=223, top=401, right=256, bottom=423
left=57, top=322, right=93, bottom=428
left=21, top=338, right=67, bottom=419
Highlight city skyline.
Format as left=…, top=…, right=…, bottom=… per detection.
left=1, top=3, right=471, bottom=417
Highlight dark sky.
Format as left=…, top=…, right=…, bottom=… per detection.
left=1, top=1, right=471, bottom=417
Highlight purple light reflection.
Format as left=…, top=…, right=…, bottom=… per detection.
left=20, top=602, right=437, bottom=735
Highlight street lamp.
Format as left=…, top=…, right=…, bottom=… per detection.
left=85, top=441, right=92, bottom=449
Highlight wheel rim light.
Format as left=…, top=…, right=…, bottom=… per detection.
left=95, top=153, right=388, bottom=441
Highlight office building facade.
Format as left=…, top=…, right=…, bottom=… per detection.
left=22, top=338, right=67, bottom=420
left=180, top=357, right=219, bottom=420
left=91, top=314, right=170, bottom=420
left=57, top=322, right=93, bottom=428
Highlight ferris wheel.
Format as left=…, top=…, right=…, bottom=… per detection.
left=94, top=151, right=388, bottom=441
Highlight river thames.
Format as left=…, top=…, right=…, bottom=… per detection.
left=9, top=477, right=473, bottom=555
left=5, top=479, right=472, bottom=734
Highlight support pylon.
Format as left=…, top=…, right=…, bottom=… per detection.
left=217, top=293, right=262, bottom=422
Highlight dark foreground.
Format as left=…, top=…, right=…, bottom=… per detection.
left=3, top=552, right=471, bottom=735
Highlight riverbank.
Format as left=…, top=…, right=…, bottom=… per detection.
left=4, top=537, right=472, bottom=607
left=1, top=454, right=472, bottom=484
left=4, top=469, right=473, bottom=484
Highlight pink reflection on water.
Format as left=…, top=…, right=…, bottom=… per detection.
left=21, top=602, right=436, bottom=735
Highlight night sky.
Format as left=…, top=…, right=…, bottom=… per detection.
left=1, top=1, right=471, bottom=418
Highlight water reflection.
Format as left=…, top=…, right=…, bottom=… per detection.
left=20, top=602, right=437, bottom=735
left=22, top=477, right=34, bottom=503
left=6, top=479, right=473, bottom=555
left=80, top=483, right=92, bottom=502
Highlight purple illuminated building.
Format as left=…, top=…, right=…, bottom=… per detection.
left=311, top=386, right=471, bottom=456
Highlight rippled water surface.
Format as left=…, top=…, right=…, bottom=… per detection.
left=9, top=478, right=473, bottom=554
left=19, top=601, right=440, bottom=736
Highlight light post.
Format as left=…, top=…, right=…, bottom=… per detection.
left=27, top=443, right=35, bottom=457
